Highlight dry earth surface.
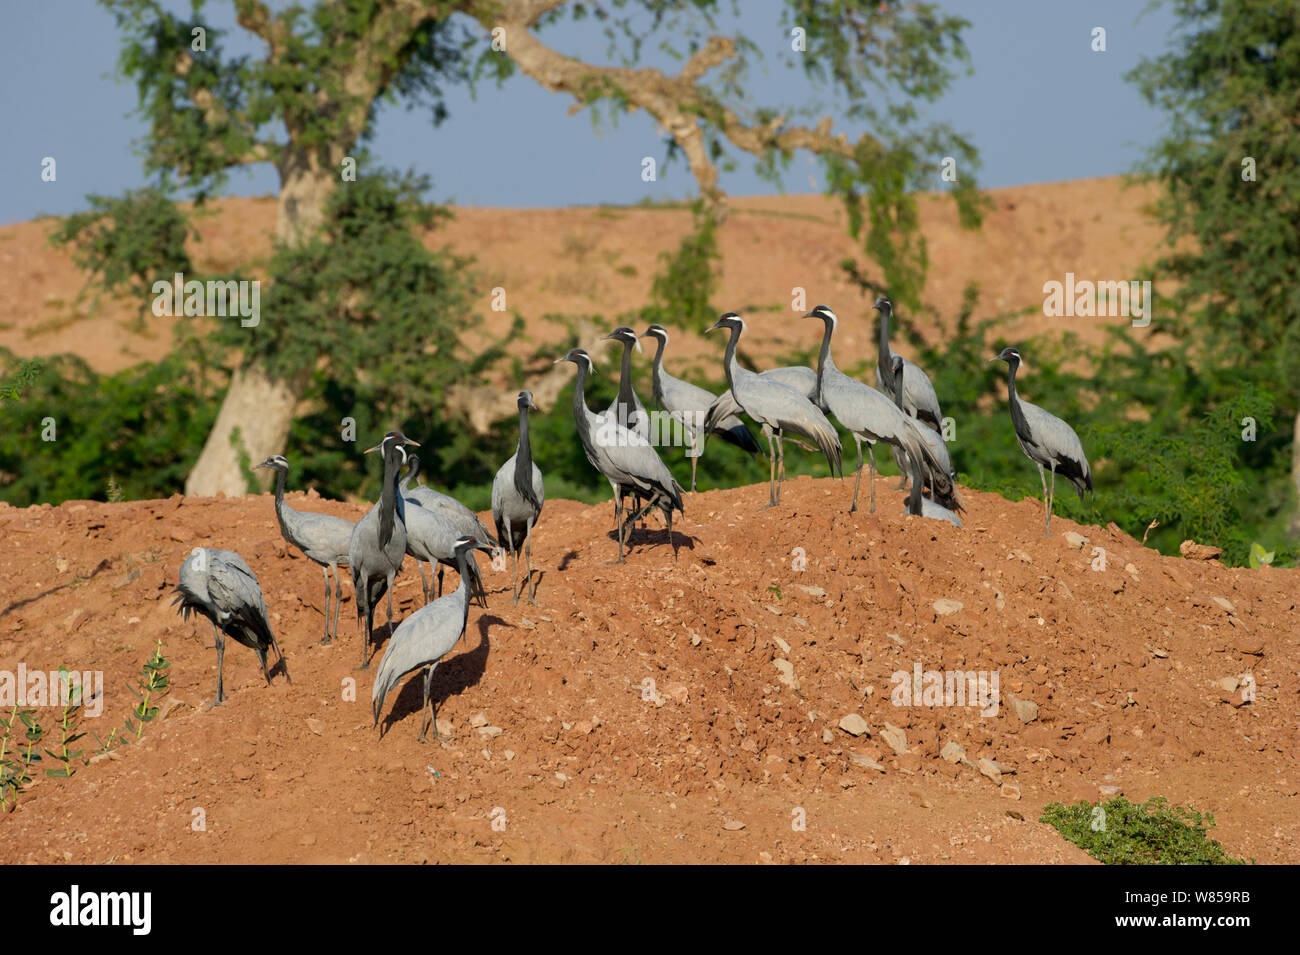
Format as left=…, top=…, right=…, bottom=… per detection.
left=1, top=475, right=1296, bottom=864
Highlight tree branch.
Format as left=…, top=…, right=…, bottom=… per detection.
left=468, top=4, right=872, bottom=219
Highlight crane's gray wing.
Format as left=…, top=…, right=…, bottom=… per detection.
left=732, top=376, right=842, bottom=475
left=371, top=592, right=467, bottom=722
left=588, top=412, right=683, bottom=510
left=1018, top=399, right=1092, bottom=496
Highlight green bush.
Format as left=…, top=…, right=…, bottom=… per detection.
left=1041, top=796, right=1250, bottom=865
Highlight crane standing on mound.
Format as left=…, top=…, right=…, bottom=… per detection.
left=992, top=346, right=1093, bottom=535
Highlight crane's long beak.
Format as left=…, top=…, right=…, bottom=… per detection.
left=634, top=337, right=642, bottom=354
left=363, top=444, right=381, bottom=454
left=528, top=399, right=538, bottom=413
left=404, top=438, right=421, bottom=448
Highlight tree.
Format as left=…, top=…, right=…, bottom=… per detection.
left=102, top=0, right=980, bottom=495
left=1128, top=0, right=1300, bottom=538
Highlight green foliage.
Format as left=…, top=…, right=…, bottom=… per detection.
left=1248, top=542, right=1274, bottom=568
left=47, top=186, right=195, bottom=309
left=0, top=706, right=43, bottom=812
left=43, top=668, right=89, bottom=779
left=1041, top=796, right=1250, bottom=865
left=1125, top=0, right=1300, bottom=539
left=0, top=346, right=221, bottom=506
left=123, top=639, right=170, bottom=740
left=0, top=357, right=43, bottom=404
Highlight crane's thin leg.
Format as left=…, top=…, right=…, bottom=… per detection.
left=1036, top=463, right=1049, bottom=536
left=417, top=666, right=434, bottom=743
left=510, top=536, right=520, bottom=606
left=525, top=519, right=537, bottom=605
left=417, top=560, right=430, bottom=604
left=211, top=623, right=226, bottom=707
left=761, top=428, right=777, bottom=509
left=1048, top=467, right=1057, bottom=536
left=850, top=435, right=863, bottom=513
left=257, top=647, right=271, bottom=685
left=385, top=578, right=395, bottom=633
left=690, top=454, right=698, bottom=494
left=437, top=566, right=444, bottom=599
left=667, top=508, right=677, bottom=560
left=867, top=443, right=877, bottom=513
left=331, top=565, right=344, bottom=643
left=775, top=431, right=786, bottom=505
left=358, top=599, right=374, bottom=671
left=321, top=565, right=332, bottom=644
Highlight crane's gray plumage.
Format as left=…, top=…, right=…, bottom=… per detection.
left=642, top=323, right=761, bottom=492
left=402, top=494, right=488, bottom=609
left=350, top=431, right=418, bottom=669
left=492, top=390, right=545, bottom=604
left=706, top=313, right=842, bottom=508
left=255, top=455, right=354, bottom=645
left=873, top=296, right=943, bottom=432
left=173, top=548, right=288, bottom=705
left=558, top=348, right=684, bottom=561
left=803, top=305, right=955, bottom=514
left=993, top=346, right=1093, bottom=535
left=903, top=445, right=962, bottom=527
left=888, top=353, right=957, bottom=499
left=400, top=455, right=499, bottom=549
left=372, top=535, right=492, bottom=741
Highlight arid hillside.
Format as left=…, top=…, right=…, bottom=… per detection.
left=1, top=474, right=1294, bottom=864
left=0, top=176, right=1161, bottom=378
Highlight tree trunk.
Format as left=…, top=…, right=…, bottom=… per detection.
left=184, top=155, right=336, bottom=497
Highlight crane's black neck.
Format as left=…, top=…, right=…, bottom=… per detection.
left=1005, top=358, right=1031, bottom=441
left=814, top=318, right=835, bottom=397
left=891, top=363, right=905, bottom=410
left=616, top=340, right=637, bottom=413
left=378, top=446, right=403, bottom=549
left=400, top=455, right=421, bottom=496
left=571, top=362, right=595, bottom=445
left=721, top=325, right=741, bottom=392
left=513, top=406, right=541, bottom=510
left=269, top=466, right=295, bottom=541
left=649, top=335, right=667, bottom=406
left=877, top=305, right=895, bottom=390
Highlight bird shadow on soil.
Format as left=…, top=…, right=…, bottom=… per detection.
left=0, top=557, right=112, bottom=619
left=383, top=614, right=510, bottom=735
left=557, top=550, right=579, bottom=571
left=605, top=526, right=697, bottom=556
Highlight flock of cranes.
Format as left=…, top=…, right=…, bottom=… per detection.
left=172, top=298, right=1094, bottom=738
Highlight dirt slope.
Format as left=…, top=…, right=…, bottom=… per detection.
left=0, top=177, right=1161, bottom=376
left=1, top=473, right=1295, bottom=864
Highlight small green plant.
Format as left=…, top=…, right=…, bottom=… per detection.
left=1041, top=796, right=1251, bottom=865
left=766, top=585, right=783, bottom=600
left=1248, top=542, right=1275, bottom=568
left=44, top=668, right=88, bottom=779
left=1, top=705, right=45, bottom=811
left=123, top=639, right=171, bottom=740
left=106, top=477, right=124, bottom=503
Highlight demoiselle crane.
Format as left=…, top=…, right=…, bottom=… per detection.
left=492, top=390, right=545, bottom=604
left=705, top=313, right=842, bottom=508
left=642, top=323, right=761, bottom=492
left=402, top=496, right=489, bottom=608
left=372, top=535, right=492, bottom=741
left=992, top=347, right=1093, bottom=535
left=173, top=548, right=289, bottom=706
left=803, top=305, right=955, bottom=513
left=254, top=455, right=354, bottom=644
left=557, top=348, right=684, bottom=561
left=873, top=296, right=943, bottom=432
left=350, top=430, right=418, bottom=669
left=889, top=353, right=956, bottom=496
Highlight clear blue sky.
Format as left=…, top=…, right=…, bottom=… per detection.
left=0, top=0, right=1177, bottom=225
